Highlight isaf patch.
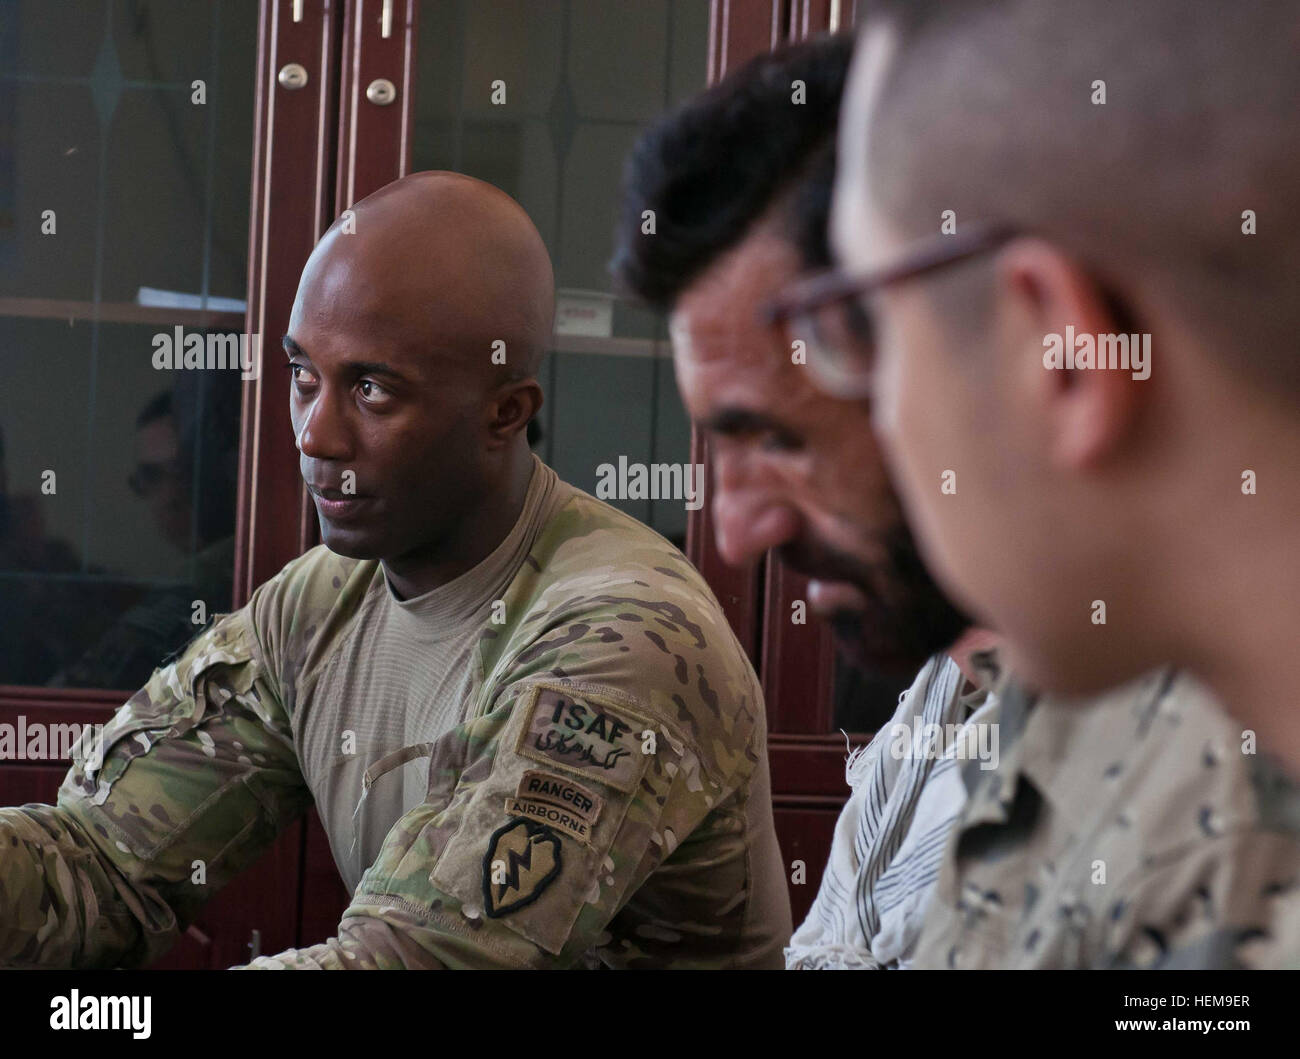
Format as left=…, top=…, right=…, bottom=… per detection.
left=504, top=769, right=604, bottom=845
left=517, top=682, right=653, bottom=793
left=483, top=817, right=563, bottom=918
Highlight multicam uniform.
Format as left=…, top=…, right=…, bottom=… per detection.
left=0, top=459, right=791, bottom=968
left=913, top=666, right=1300, bottom=969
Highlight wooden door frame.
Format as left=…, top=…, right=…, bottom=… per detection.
left=236, top=0, right=347, bottom=605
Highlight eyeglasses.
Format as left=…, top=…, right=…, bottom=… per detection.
left=762, top=222, right=1018, bottom=398
left=128, top=459, right=183, bottom=497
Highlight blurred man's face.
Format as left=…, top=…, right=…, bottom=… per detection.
left=670, top=225, right=967, bottom=673
left=133, top=414, right=191, bottom=552
left=830, top=24, right=1123, bottom=691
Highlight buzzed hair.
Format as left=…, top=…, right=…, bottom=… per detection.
left=857, top=0, right=1300, bottom=392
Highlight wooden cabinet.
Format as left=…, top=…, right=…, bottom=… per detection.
left=1, top=0, right=883, bottom=962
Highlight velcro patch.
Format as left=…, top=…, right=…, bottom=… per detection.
left=482, top=818, right=563, bottom=918
left=515, top=769, right=603, bottom=820
left=504, top=796, right=594, bottom=846
left=505, top=769, right=603, bottom=843
left=516, top=683, right=653, bottom=793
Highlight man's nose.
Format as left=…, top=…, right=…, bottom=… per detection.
left=294, top=391, right=351, bottom=461
left=711, top=479, right=801, bottom=567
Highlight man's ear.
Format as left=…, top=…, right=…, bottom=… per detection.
left=486, top=378, right=544, bottom=447
left=995, top=238, right=1147, bottom=472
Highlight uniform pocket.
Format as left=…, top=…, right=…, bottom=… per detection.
left=426, top=681, right=680, bottom=956
left=62, top=614, right=261, bottom=807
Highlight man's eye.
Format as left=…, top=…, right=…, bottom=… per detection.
left=287, top=363, right=317, bottom=386
left=358, top=379, right=391, bottom=404
left=843, top=299, right=874, bottom=345
left=760, top=430, right=800, bottom=453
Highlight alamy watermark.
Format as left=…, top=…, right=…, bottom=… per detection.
left=50, top=990, right=151, bottom=1039
left=595, top=456, right=704, bottom=510
left=1042, top=326, right=1151, bottom=380
left=151, top=327, right=261, bottom=380
left=886, top=716, right=1000, bottom=771
left=0, top=716, right=105, bottom=768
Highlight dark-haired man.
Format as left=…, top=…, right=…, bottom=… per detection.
left=0, top=172, right=790, bottom=969
left=616, top=30, right=1299, bottom=968
left=615, top=33, right=994, bottom=969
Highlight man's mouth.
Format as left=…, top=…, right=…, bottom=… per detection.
left=308, top=485, right=374, bottom=522
left=781, top=527, right=972, bottom=675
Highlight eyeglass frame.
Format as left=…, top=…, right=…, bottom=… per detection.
left=760, top=221, right=1020, bottom=395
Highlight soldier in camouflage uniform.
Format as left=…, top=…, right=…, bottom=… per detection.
left=913, top=663, right=1300, bottom=969
left=818, top=0, right=1300, bottom=969
left=0, top=172, right=791, bottom=969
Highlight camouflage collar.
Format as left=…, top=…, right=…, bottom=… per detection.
left=957, top=673, right=1035, bottom=827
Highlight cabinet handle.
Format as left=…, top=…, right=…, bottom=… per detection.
left=278, top=63, right=309, bottom=90
left=366, top=78, right=397, bottom=106
left=247, top=928, right=262, bottom=960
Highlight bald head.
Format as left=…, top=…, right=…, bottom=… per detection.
left=285, top=173, right=552, bottom=573
left=306, top=171, right=554, bottom=383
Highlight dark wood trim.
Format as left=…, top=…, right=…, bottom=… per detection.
left=0, top=697, right=120, bottom=735
left=788, top=0, right=836, bottom=39
left=772, top=793, right=858, bottom=810
left=707, top=0, right=786, bottom=84
left=769, top=732, right=871, bottom=798
left=0, top=687, right=128, bottom=709
left=334, top=0, right=419, bottom=213
left=235, top=0, right=344, bottom=608
left=760, top=560, right=837, bottom=732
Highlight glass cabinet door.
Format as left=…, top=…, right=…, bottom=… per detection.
left=410, top=0, right=711, bottom=549
left=0, top=0, right=258, bottom=690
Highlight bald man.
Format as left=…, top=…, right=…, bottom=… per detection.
left=0, top=173, right=791, bottom=969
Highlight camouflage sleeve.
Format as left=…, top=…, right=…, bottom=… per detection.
left=241, top=565, right=767, bottom=970
left=0, top=609, right=314, bottom=968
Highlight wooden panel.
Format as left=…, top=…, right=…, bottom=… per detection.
left=0, top=765, right=77, bottom=807
left=788, top=0, right=836, bottom=39
left=0, top=693, right=120, bottom=726
left=334, top=0, right=419, bottom=211
left=707, top=0, right=784, bottom=84
left=760, top=561, right=838, bottom=733
left=773, top=805, right=840, bottom=926
left=297, top=809, right=352, bottom=946
left=235, top=0, right=345, bottom=605
left=769, top=734, right=868, bottom=798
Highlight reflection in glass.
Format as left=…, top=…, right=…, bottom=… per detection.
left=0, top=0, right=256, bottom=688
left=410, top=0, right=710, bottom=548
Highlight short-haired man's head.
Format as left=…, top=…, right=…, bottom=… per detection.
left=854, top=0, right=1300, bottom=393
left=611, top=33, right=853, bottom=303
left=613, top=33, right=969, bottom=671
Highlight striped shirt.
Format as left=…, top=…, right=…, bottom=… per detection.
left=786, top=653, right=996, bottom=969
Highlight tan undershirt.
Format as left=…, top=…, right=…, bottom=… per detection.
left=293, top=455, right=569, bottom=891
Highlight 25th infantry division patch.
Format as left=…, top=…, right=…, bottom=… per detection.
left=482, top=817, right=563, bottom=917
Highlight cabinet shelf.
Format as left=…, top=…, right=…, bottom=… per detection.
left=0, top=297, right=246, bottom=330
